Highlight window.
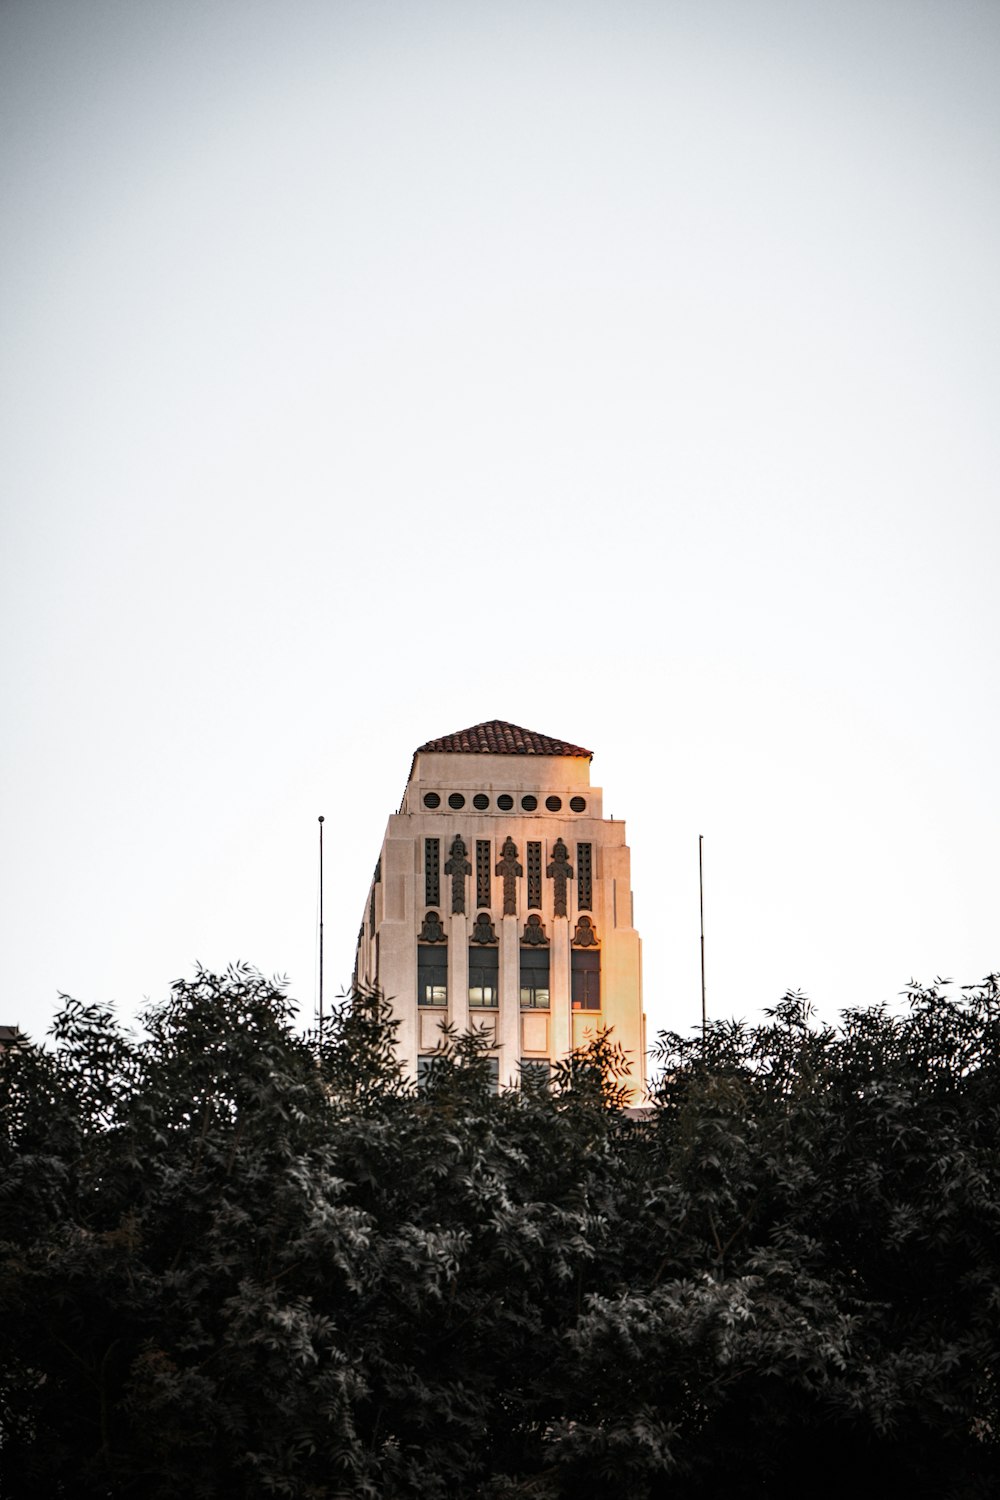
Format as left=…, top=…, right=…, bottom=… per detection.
left=571, top=949, right=600, bottom=1010
left=570, top=796, right=586, bottom=813
left=521, top=794, right=538, bottom=811
left=545, top=795, right=562, bottom=811
left=520, top=947, right=550, bottom=1008
left=417, top=1054, right=441, bottom=1088
left=423, top=792, right=441, bottom=809
left=527, top=841, right=542, bottom=908
left=418, top=946, right=447, bottom=1006
left=497, top=794, right=514, bottom=810
left=469, top=945, right=498, bottom=1007
left=473, top=793, right=490, bottom=810
left=425, top=838, right=440, bottom=906
left=448, top=792, right=466, bottom=809
left=485, top=1057, right=500, bottom=1094
left=577, top=843, right=593, bottom=910
left=520, top=1058, right=551, bottom=1088
left=476, top=839, right=491, bottom=908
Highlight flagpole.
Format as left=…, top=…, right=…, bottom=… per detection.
left=318, top=815, right=325, bottom=1036
left=699, top=835, right=706, bottom=1045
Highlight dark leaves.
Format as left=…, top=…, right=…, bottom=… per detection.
left=1, top=971, right=998, bottom=1496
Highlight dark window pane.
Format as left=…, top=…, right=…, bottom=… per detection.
left=473, top=793, right=489, bottom=810
left=570, top=796, right=586, bottom=812
left=545, top=795, right=562, bottom=811
left=521, top=795, right=537, bottom=811
left=448, top=793, right=465, bottom=809
left=423, top=792, right=441, bottom=809
left=520, top=946, right=550, bottom=1008
left=571, top=949, right=600, bottom=1010
left=418, top=946, right=447, bottom=1006
left=469, top=946, right=499, bottom=1007
left=417, top=1055, right=440, bottom=1088
left=497, top=794, right=514, bottom=810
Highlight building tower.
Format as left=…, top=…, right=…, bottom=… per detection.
left=355, top=720, right=645, bottom=1098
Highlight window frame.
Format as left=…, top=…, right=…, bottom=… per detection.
left=571, top=948, right=601, bottom=1011
left=519, top=945, right=551, bottom=1009
left=417, top=944, right=448, bottom=1006
left=469, top=944, right=499, bottom=1008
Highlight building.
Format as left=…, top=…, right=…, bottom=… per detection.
left=355, top=720, right=645, bottom=1098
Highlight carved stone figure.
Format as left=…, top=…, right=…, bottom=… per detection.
left=495, top=836, right=523, bottom=915
left=546, top=838, right=574, bottom=917
left=522, top=913, right=548, bottom=946
left=444, top=835, right=472, bottom=914
left=572, top=915, right=599, bottom=947
left=419, top=910, right=447, bottom=943
left=470, top=911, right=498, bottom=945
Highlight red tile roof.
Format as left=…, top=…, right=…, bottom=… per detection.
left=416, top=720, right=592, bottom=757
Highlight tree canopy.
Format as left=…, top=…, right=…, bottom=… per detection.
left=1, top=966, right=998, bottom=1497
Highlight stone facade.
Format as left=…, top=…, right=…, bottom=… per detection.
left=355, top=720, right=645, bottom=1099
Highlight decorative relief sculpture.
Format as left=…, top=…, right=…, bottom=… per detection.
left=522, top=913, right=548, bottom=945
left=572, top=915, right=599, bottom=947
left=546, top=838, right=574, bottom=917
left=445, top=835, right=471, bottom=914
left=419, top=910, right=447, bottom=943
left=495, top=836, right=522, bottom=915
left=470, top=911, right=498, bottom=945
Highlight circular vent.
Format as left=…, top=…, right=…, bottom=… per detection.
left=423, top=792, right=441, bottom=809
left=497, top=794, right=514, bottom=811
left=570, top=796, right=586, bottom=812
left=448, top=793, right=466, bottom=809
left=545, top=796, right=562, bottom=812
left=521, top=794, right=538, bottom=811
left=473, top=793, right=490, bottom=810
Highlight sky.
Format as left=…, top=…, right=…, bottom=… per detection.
left=2, top=0, right=998, bottom=1055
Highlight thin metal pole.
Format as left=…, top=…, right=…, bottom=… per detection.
left=318, top=815, right=325, bottom=1036
left=699, top=835, right=706, bottom=1046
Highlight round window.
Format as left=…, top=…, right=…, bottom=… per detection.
left=473, top=793, right=490, bottom=810
left=521, top=794, right=538, bottom=811
left=497, top=794, right=514, bottom=811
left=570, top=796, right=586, bottom=812
left=448, top=793, right=466, bottom=810
left=423, top=792, right=441, bottom=809
left=545, top=796, right=562, bottom=812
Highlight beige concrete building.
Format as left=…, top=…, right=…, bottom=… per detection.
left=355, top=720, right=645, bottom=1098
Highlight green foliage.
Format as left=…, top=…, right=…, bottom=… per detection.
left=1, top=968, right=998, bottom=1496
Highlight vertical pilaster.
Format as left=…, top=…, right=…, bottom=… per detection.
left=499, top=914, right=520, bottom=1087
left=450, top=913, right=469, bottom=1035
left=551, top=917, right=571, bottom=1059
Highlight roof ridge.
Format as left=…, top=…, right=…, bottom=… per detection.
left=414, top=719, right=592, bottom=758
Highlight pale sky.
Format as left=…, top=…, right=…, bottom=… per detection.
left=2, top=0, right=997, bottom=1053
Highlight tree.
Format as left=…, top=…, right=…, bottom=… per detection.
left=1, top=968, right=998, bottom=1497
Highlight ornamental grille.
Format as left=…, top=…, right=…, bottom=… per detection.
left=476, top=840, right=491, bottom=909
left=527, top=842, right=542, bottom=909
left=425, top=838, right=440, bottom=906
left=577, top=843, right=593, bottom=910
